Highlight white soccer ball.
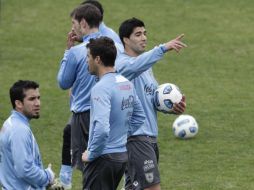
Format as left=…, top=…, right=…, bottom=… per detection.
left=154, top=83, right=183, bottom=113
left=172, top=114, right=199, bottom=139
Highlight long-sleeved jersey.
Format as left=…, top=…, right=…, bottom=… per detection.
left=115, top=45, right=166, bottom=137
left=0, top=111, right=50, bottom=190
left=87, top=73, right=145, bottom=161
left=57, top=28, right=123, bottom=113
left=57, top=32, right=101, bottom=113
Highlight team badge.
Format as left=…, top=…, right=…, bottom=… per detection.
left=145, top=172, right=154, bottom=183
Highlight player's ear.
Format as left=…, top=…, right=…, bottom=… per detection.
left=95, top=56, right=101, bottom=64
left=123, top=37, right=129, bottom=46
left=80, top=18, right=87, bottom=29
left=15, top=100, right=23, bottom=110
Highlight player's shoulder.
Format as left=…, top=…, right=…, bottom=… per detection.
left=115, top=53, right=130, bottom=65
left=115, top=74, right=129, bottom=83
left=93, top=74, right=119, bottom=93
left=2, top=116, right=30, bottom=139
left=69, top=43, right=87, bottom=53
left=68, top=43, right=87, bottom=61
left=92, top=80, right=109, bottom=93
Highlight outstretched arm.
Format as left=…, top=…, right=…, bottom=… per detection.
left=164, top=34, right=187, bottom=53
left=116, top=34, right=187, bottom=81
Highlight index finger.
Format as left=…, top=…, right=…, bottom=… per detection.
left=176, top=34, right=185, bottom=40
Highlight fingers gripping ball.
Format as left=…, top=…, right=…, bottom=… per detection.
left=154, top=83, right=183, bottom=113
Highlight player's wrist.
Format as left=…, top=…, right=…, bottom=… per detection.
left=45, top=166, right=55, bottom=184
left=87, top=150, right=97, bottom=162
left=160, top=44, right=168, bottom=53
left=45, top=170, right=52, bottom=185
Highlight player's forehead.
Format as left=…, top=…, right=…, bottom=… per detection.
left=23, top=88, right=40, bottom=98
left=71, top=18, right=79, bottom=24
left=132, top=26, right=146, bottom=35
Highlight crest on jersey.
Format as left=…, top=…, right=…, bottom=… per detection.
left=145, top=172, right=154, bottom=183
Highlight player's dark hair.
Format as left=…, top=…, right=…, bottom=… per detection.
left=119, top=17, right=145, bottom=47
left=70, top=4, right=102, bottom=28
left=81, top=0, right=104, bottom=21
left=86, top=37, right=117, bottom=67
left=9, top=80, right=39, bottom=109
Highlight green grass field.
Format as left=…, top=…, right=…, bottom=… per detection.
left=1, top=0, right=254, bottom=189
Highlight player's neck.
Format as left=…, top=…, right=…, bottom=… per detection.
left=124, top=47, right=140, bottom=57
left=98, top=67, right=115, bottom=78
left=85, top=27, right=99, bottom=36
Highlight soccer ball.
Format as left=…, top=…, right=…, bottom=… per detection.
left=172, top=114, right=199, bottom=139
left=154, top=83, right=182, bottom=113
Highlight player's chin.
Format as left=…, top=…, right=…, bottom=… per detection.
left=138, top=48, right=145, bottom=54
left=140, top=45, right=146, bottom=51
left=32, top=113, right=40, bottom=119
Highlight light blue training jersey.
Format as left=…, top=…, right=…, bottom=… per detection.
left=115, top=45, right=166, bottom=137
left=99, top=22, right=124, bottom=53
left=0, top=111, right=50, bottom=190
left=58, top=23, right=123, bottom=112
left=87, top=73, right=145, bottom=161
left=57, top=32, right=100, bottom=113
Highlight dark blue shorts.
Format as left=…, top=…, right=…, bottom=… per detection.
left=83, top=152, right=127, bottom=190
left=71, top=111, right=90, bottom=171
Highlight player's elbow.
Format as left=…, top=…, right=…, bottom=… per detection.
left=57, top=78, right=72, bottom=90
left=58, top=82, right=70, bottom=90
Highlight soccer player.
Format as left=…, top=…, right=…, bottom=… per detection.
left=57, top=1, right=124, bottom=188
left=82, top=0, right=123, bottom=50
left=57, top=4, right=102, bottom=188
left=0, top=80, right=55, bottom=189
left=82, top=37, right=145, bottom=190
left=115, top=18, right=187, bottom=190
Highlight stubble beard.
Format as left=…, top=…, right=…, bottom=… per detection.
left=23, top=110, right=40, bottom=120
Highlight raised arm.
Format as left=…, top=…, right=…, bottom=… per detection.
left=57, top=49, right=78, bottom=89
left=116, top=34, right=187, bottom=81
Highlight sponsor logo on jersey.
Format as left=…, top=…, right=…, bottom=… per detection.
left=144, top=84, right=155, bottom=96
left=121, top=95, right=134, bottom=110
